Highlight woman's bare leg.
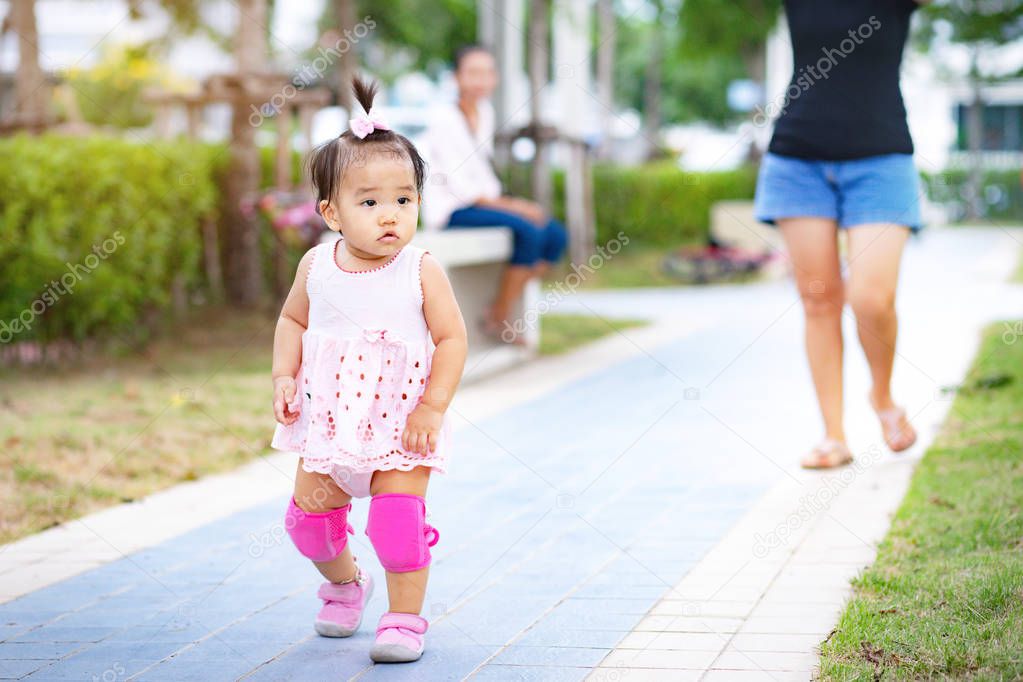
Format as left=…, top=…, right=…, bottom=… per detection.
left=845, top=224, right=916, bottom=448
left=370, top=466, right=432, bottom=614
left=845, top=224, right=907, bottom=408
left=293, top=459, right=358, bottom=583
left=490, top=264, right=535, bottom=325
left=778, top=218, right=846, bottom=446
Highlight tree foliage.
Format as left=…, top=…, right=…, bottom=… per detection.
left=316, top=0, right=477, bottom=78
left=914, top=0, right=1023, bottom=80
left=616, top=0, right=767, bottom=126
left=677, top=0, right=782, bottom=80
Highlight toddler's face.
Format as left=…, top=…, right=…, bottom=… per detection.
left=321, top=152, right=419, bottom=258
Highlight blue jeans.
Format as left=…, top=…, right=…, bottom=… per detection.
left=754, top=152, right=923, bottom=232
left=445, top=206, right=568, bottom=266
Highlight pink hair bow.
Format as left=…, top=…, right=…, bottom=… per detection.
left=349, top=109, right=391, bottom=139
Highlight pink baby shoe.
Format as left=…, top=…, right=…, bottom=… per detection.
left=313, top=566, right=373, bottom=637
left=369, top=611, right=429, bottom=662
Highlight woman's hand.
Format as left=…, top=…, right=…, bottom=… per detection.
left=273, top=376, right=300, bottom=425
left=479, top=196, right=547, bottom=226
left=508, top=197, right=547, bottom=225
left=402, top=402, right=444, bottom=456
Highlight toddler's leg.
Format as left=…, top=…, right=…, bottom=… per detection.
left=291, top=458, right=357, bottom=583
left=365, top=466, right=435, bottom=663
left=368, top=466, right=433, bottom=614
left=291, top=459, right=375, bottom=638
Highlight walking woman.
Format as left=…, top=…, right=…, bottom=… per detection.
left=753, top=0, right=928, bottom=468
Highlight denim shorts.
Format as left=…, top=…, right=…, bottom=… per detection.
left=446, top=206, right=568, bottom=266
left=753, top=152, right=923, bottom=231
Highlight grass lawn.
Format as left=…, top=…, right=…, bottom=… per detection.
left=0, top=307, right=278, bottom=544
left=538, top=313, right=648, bottom=355
left=818, top=320, right=1023, bottom=680
left=541, top=243, right=762, bottom=289
left=1, top=306, right=646, bottom=544
left=543, top=244, right=683, bottom=289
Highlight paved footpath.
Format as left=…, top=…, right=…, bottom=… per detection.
left=1, top=228, right=1020, bottom=681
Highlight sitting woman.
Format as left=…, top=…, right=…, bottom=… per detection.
left=421, top=44, right=568, bottom=343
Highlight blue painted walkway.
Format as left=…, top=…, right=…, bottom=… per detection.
left=3, top=229, right=1018, bottom=680
left=1, top=313, right=804, bottom=681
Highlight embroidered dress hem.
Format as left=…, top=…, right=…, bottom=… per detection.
left=295, top=450, right=449, bottom=477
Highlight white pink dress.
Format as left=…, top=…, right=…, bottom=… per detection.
left=271, top=237, right=452, bottom=479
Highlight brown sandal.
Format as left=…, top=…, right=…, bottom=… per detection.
left=800, top=439, right=854, bottom=469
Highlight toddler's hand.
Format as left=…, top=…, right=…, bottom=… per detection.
left=273, top=376, right=300, bottom=425
left=402, top=403, right=443, bottom=456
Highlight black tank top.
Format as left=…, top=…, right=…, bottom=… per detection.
left=767, top=0, right=919, bottom=160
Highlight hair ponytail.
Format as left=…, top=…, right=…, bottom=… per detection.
left=351, top=76, right=378, bottom=115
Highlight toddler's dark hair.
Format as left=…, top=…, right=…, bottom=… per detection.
left=308, top=76, right=427, bottom=212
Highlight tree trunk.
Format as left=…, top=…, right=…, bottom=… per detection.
left=528, top=0, right=551, bottom=210
left=742, top=46, right=767, bottom=164
left=223, top=0, right=268, bottom=307
left=642, top=18, right=664, bottom=161
left=9, top=0, right=49, bottom=129
left=966, top=91, right=984, bottom=220
left=201, top=216, right=224, bottom=302
left=596, top=0, right=614, bottom=160
left=223, top=97, right=265, bottom=307
left=965, top=54, right=984, bottom=221
left=235, top=0, right=266, bottom=72
left=332, top=0, right=357, bottom=111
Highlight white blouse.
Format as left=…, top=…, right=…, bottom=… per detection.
left=420, top=99, right=503, bottom=232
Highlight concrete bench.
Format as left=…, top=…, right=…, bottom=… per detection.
left=320, top=227, right=539, bottom=382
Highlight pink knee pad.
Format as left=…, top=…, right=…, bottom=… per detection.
left=365, top=494, right=439, bottom=573
left=284, top=496, right=353, bottom=562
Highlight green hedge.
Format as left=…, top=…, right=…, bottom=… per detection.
left=553, top=162, right=757, bottom=246
left=0, top=135, right=219, bottom=346
left=0, top=137, right=307, bottom=349
left=258, top=146, right=304, bottom=189
left=922, top=168, right=1023, bottom=223
left=0, top=137, right=757, bottom=348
